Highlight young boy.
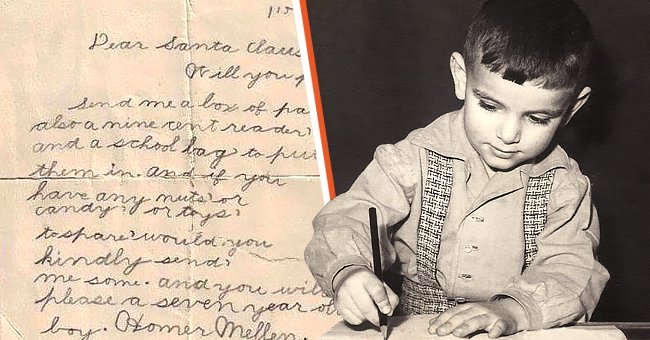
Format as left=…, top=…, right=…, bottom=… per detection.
left=305, top=0, right=609, bottom=338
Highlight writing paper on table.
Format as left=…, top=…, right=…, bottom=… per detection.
left=321, top=316, right=627, bottom=340
left=0, top=1, right=339, bottom=339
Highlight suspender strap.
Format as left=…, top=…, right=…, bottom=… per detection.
left=399, top=151, right=455, bottom=315
left=522, top=169, right=556, bottom=270
left=416, top=151, right=454, bottom=286
left=397, top=150, right=556, bottom=315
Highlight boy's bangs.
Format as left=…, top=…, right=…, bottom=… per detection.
left=478, top=34, right=587, bottom=89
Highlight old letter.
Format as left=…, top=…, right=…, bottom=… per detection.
left=0, top=1, right=337, bottom=339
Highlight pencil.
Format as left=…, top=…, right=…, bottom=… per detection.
left=369, top=207, right=389, bottom=340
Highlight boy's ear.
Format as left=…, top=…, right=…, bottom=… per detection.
left=449, top=52, right=467, bottom=100
left=563, top=86, right=591, bottom=126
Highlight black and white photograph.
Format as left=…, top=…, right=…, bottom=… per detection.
left=306, top=0, right=650, bottom=338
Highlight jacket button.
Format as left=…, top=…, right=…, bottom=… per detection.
left=458, top=273, right=473, bottom=280
left=447, top=296, right=467, bottom=303
left=464, top=245, right=479, bottom=253
left=471, top=216, right=485, bottom=222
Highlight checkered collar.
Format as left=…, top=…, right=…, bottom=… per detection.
left=409, top=109, right=572, bottom=178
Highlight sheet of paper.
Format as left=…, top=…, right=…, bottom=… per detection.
left=321, top=316, right=627, bottom=340
left=0, top=1, right=339, bottom=339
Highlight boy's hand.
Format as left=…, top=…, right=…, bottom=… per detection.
left=428, top=298, right=527, bottom=338
left=334, top=267, right=399, bottom=326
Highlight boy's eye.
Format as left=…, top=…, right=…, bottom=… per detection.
left=528, top=115, right=551, bottom=125
left=478, top=100, right=497, bottom=112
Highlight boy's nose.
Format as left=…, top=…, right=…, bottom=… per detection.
left=497, top=117, right=521, bottom=144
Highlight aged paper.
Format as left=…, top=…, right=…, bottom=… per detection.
left=0, top=1, right=338, bottom=339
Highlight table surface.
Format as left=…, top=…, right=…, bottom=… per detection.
left=585, top=322, right=650, bottom=340
left=320, top=317, right=650, bottom=340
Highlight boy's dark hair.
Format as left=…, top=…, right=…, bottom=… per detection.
left=464, top=0, right=593, bottom=90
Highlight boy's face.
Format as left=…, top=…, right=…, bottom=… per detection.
left=450, top=53, right=590, bottom=172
